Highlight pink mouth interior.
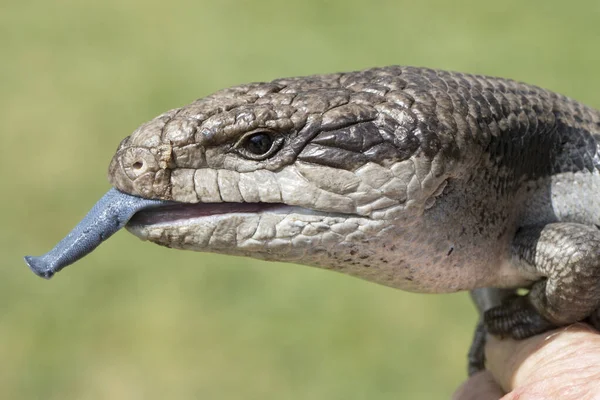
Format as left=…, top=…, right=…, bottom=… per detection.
left=129, top=202, right=286, bottom=225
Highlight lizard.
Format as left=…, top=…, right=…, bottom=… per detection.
left=25, top=66, right=600, bottom=374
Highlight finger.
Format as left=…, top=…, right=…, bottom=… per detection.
left=452, top=370, right=505, bottom=400
left=485, top=323, right=600, bottom=395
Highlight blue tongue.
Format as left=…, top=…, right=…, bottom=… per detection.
left=24, top=188, right=169, bottom=279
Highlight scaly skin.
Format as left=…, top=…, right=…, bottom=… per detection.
left=108, top=66, right=600, bottom=353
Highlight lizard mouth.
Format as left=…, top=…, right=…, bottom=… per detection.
left=128, top=202, right=289, bottom=226
left=24, top=187, right=362, bottom=280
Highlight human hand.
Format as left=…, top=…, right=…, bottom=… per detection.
left=453, top=324, right=600, bottom=400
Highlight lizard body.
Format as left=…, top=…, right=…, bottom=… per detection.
left=26, top=66, right=600, bottom=370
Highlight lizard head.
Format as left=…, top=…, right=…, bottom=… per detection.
left=107, top=67, right=451, bottom=287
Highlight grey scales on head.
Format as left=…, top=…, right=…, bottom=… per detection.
left=25, top=66, right=600, bottom=374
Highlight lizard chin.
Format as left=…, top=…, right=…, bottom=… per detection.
left=124, top=201, right=426, bottom=292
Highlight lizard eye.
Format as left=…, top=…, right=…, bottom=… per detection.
left=247, top=132, right=272, bottom=155
left=234, top=130, right=283, bottom=160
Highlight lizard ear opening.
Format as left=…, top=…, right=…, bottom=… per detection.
left=233, top=130, right=284, bottom=160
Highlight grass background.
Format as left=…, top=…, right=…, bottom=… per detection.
left=2, top=0, right=599, bottom=398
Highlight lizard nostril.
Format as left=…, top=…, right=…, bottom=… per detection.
left=119, top=147, right=159, bottom=182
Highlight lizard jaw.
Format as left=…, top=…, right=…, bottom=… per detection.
left=124, top=201, right=374, bottom=261
left=128, top=202, right=288, bottom=226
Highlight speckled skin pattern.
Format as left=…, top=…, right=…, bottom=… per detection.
left=108, top=66, right=600, bottom=341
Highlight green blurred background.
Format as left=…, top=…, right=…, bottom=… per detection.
left=2, top=0, right=599, bottom=398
